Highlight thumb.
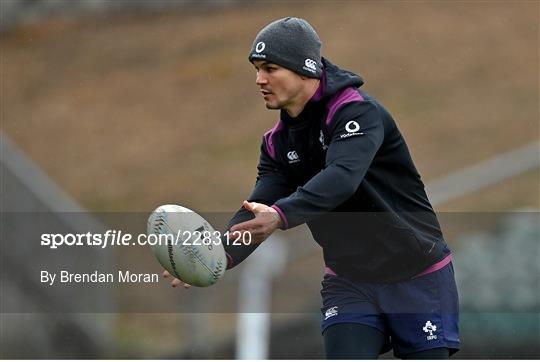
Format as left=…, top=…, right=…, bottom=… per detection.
left=243, top=200, right=256, bottom=212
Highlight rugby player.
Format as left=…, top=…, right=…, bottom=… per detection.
left=166, top=17, right=460, bottom=359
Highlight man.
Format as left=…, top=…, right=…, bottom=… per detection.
left=166, top=17, right=460, bottom=359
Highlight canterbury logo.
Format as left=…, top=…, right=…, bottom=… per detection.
left=304, top=58, right=317, bottom=70
left=324, top=306, right=338, bottom=320
left=287, top=151, right=299, bottom=161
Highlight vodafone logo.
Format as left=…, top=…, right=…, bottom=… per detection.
left=345, top=120, right=360, bottom=133
left=340, top=120, right=364, bottom=139
left=255, top=42, right=266, bottom=53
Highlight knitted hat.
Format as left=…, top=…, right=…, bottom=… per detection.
left=248, top=17, right=323, bottom=78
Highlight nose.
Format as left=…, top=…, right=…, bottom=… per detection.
left=256, top=71, right=268, bottom=85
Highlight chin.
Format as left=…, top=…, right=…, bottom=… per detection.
left=264, top=102, right=280, bottom=110
left=265, top=97, right=288, bottom=109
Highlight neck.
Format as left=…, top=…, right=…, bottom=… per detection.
left=284, top=79, right=321, bottom=118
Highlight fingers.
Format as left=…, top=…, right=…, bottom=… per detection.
left=230, top=215, right=271, bottom=233
left=172, top=279, right=191, bottom=289
left=171, top=278, right=182, bottom=288
left=170, top=277, right=191, bottom=289
left=230, top=220, right=257, bottom=233
left=229, top=221, right=271, bottom=244
left=230, top=201, right=279, bottom=244
left=163, top=270, right=190, bottom=289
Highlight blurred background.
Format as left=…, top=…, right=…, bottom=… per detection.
left=1, top=0, right=538, bottom=359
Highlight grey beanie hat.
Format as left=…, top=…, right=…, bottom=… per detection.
left=248, top=17, right=323, bottom=78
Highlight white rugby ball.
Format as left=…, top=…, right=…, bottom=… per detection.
left=147, top=204, right=226, bottom=287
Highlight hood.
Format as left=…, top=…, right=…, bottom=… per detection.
left=317, top=57, right=364, bottom=100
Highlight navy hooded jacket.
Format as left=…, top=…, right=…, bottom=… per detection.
left=224, top=58, right=449, bottom=283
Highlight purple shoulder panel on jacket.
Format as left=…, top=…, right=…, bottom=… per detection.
left=325, top=87, right=364, bottom=127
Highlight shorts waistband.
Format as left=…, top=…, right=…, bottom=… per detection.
left=412, top=253, right=452, bottom=279
left=324, top=253, right=453, bottom=280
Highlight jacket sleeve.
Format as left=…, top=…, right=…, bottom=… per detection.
left=272, top=101, right=384, bottom=229
left=223, top=138, right=293, bottom=269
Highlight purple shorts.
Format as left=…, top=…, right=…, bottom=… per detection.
left=320, top=257, right=460, bottom=357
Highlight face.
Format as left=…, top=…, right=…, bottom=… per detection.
left=252, top=60, right=305, bottom=110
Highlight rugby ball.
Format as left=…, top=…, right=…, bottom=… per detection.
left=147, top=204, right=226, bottom=287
